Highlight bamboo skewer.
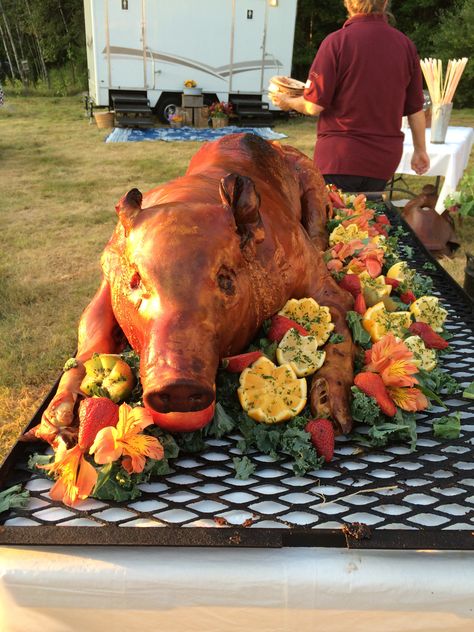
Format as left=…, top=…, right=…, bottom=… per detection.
left=420, top=57, right=468, bottom=105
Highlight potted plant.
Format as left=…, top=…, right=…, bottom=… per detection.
left=209, top=101, right=233, bottom=128
left=168, top=111, right=184, bottom=128
left=445, top=169, right=474, bottom=217
left=183, top=79, right=202, bottom=96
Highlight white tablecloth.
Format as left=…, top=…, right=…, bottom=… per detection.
left=396, top=126, right=474, bottom=213
left=1, top=546, right=473, bottom=632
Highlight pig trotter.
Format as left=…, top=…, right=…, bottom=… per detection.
left=311, top=368, right=353, bottom=434
left=37, top=364, right=86, bottom=445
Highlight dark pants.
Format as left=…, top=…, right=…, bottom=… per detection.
left=324, top=174, right=387, bottom=196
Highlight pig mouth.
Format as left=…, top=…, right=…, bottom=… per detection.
left=144, top=379, right=215, bottom=414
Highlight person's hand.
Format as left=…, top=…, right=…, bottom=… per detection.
left=268, top=91, right=292, bottom=111
left=411, top=149, right=430, bottom=175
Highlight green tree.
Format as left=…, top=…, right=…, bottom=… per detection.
left=426, top=0, right=474, bottom=107
left=292, top=0, right=346, bottom=79
left=394, top=0, right=451, bottom=57
left=0, top=0, right=86, bottom=91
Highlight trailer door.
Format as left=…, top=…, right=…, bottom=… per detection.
left=230, top=0, right=267, bottom=93
left=106, top=0, right=146, bottom=89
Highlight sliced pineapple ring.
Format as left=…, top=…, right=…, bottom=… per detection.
left=238, top=356, right=307, bottom=424
left=276, top=329, right=326, bottom=377
left=278, top=297, right=334, bottom=346
left=404, top=335, right=437, bottom=372
left=329, top=223, right=369, bottom=246
left=410, top=295, right=448, bottom=333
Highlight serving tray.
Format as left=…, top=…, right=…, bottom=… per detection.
left=1, top=204, right=473, bottom=549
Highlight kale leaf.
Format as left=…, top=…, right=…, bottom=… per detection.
left=433, top=413, right=461, bottom=440
left=233, top=456, right=256, bottom=480
left=346, top=311, right=372, bottom=347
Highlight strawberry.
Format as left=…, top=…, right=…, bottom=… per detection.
left=384, top=277, right=400, bottom=289
left=408, top=322, right=449, bottom=350
left=354, top=292, right=367, bottom=315
left=400, top=290, right=416, bottom=304
left=370, top=223, right=388, bottom=238
left=375, top=214, right=390, bottom=226
left=78, top=397, right=119, bottom=451
left=339, top=274, right=362, bottom=297
left=305, top=418, right=335, bottom=462
left=267, top=314, right=309, bottom=342
left=221, top=351, right=263, bottom=372
left=354, top=372, right=396, bottom=417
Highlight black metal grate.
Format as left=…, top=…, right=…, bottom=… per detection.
left=1, top=204, right=473, bottom=549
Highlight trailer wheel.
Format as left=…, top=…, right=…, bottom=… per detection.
left=155, top=94, right=181, bottom=124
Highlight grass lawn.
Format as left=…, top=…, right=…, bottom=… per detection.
left=0, top=96, right=473, bottom=462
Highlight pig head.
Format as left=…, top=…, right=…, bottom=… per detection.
left=108, top=176, right=265, bottom=416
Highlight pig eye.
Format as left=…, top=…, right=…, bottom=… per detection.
left=130, top=271, right=141, bottom=290
left=217, top=267, right=236, bottom=296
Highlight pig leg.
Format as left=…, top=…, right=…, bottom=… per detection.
left=282, top=147, right=355, bottom=433
left=39, top=278, right=124, bottom=432
left=310, top=276, right=355, bottom=434
left=272, top=142, right=332, bottom=252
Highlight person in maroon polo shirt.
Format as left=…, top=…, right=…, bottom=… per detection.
left=271, top=0, right=430, bottom=194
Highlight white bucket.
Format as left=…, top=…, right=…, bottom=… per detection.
left=430, top=103, right=452, bottom=144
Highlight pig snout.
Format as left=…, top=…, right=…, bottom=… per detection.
left=145, top=379, right=215, bottom=413
left=140, top=317, right=219, bottom=421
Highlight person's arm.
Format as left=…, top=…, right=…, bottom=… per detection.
left=269, top=92, right=323, bottom=117
left=407, top=110, right=430, bottom=175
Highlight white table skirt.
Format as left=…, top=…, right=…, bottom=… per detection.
left=1, top=546, right=473, bottom=632
left=395, top=126, right=474, bottom=213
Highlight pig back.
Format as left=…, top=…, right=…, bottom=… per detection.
left=185, top=133, right=304, bottom=225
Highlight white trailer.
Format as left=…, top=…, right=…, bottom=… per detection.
left=83, top=0, right=297, bottom=122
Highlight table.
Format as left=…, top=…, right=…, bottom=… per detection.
left=1, top=211, right=473, bottom=632
left=394, top=126, right=474, bottom=213
left=1, top=546, right=474, bottom=632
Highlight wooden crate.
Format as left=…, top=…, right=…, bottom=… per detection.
left=182, top=94, right=204, bottom=108
left=182, top=107, right=194, bottom=126
left=194, top=106, right=210, bottom=128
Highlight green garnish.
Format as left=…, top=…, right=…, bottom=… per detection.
left=63, top=357, right=78, bottom=371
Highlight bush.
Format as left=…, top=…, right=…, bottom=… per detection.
left=427, top=0, right=474, bottom=108
left=4, top=64, right=87, bottom=98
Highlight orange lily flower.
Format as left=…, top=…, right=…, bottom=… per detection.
left=327, top=259, right=344, bottom=272
left=331, top=239, right=365, bottom=262
left=388, top=386, right=429, bottom=412
left=90, top=404, right=164, bottom=474
left=346, top=258, right=366, bottom=275
left=342, top=210, right=372, bottom=232
left=354, top=243, right=385, bottom=278
left=366, top=334, right=419, bottom=387
left=382, top=359, right=419, bottom=388
left=40, top=444, right=98, bottom=507
left=353, top=193, right=368, bottom=214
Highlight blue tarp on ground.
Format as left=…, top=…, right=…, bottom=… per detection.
left=105, top=125, right=287, bottom=143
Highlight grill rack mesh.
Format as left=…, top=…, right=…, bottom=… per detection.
left=1, top=205, right=473, bottom=549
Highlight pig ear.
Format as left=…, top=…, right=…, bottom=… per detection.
left=115, top=188, right=143, bottom=236
left=219, top=174, right=265, bottom=246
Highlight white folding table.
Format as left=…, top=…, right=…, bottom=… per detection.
left=1, top=545, right=474, bottom=632
left=393, top=126, right=473, bottom=213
